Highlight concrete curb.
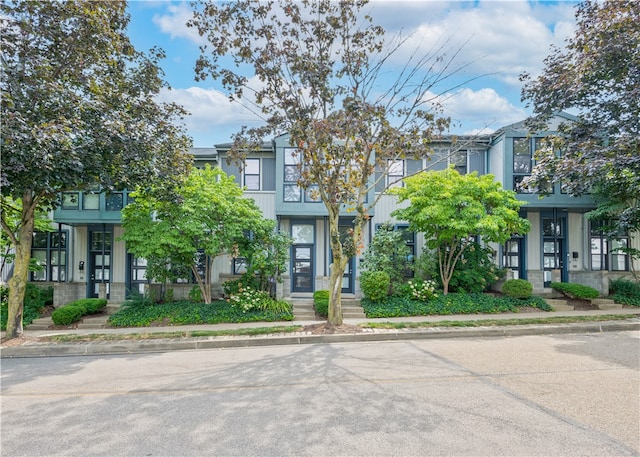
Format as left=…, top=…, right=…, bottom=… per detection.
left=2, top=319, right=639, bottom=358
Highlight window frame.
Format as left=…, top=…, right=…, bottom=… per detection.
left=243, top=158, right=261, bottom=191
left=30, top=231, right=68, bottom=282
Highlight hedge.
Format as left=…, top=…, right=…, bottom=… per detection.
left=550, top=282, right=599, bottom=300
left=51, top=298, right=107, bottom=325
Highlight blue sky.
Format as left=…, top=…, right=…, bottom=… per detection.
left=126, top=1, right=579, bottom=147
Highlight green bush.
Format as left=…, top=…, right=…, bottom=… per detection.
left=406, top=279, right=438, bottom=301
left=313, top=290, right=329, bottom=317
left=51, top=305, right=85, bottom=326
left=360, top=271, right=390, bottom=301
left=50, top=298, right=107, bottom=325
left=417, top=242, right=505, bottom=293
left=1, top=284, right=49, bottom=331
left=501, top=279, right=533, bottom=299
left=550, top=282, right=599, bottom=299
left=609, top=278, right=640, bottom=306
left=222, top=276, right=260, bottom=297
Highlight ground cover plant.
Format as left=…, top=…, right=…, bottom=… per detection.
left=108, top=297, right=293, bottom=327
left=609, top=278, right=640, bottom=306
left=361, top=293, right=552, bottom=318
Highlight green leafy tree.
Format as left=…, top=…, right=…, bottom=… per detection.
left=520, top=0, right=639, bottom=257
left=0, top=1, right=191, bottom=338
left=392, top=168, right=530, bottom=294
left=189, top=0, right=464, bottom=324
left=120, top=166, right=271, bottom=304
left=360, top=222, right=411, bottom=292
left=234, top=225, right=292, bottom=295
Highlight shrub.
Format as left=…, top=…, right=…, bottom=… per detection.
left=416, top=242, right=505, bottom=293
left=406, top=279, right=438, bottom=301
left=313, top=290, right=329, bottom=317
left=222, top=276, right=260, bottom=297
left=50, top=298, right=107, bottom=325
left=228, top=286, right=272, bottom=312
left=609, top=278, right=640, bottom=306
left=501, top=279, right=533, bottom=299
left=188, top=286, right=202, bottom=303
left=360, top=222, right=411, bottom=290
left=1, top=284, right=49, bottom=330
left=360, top=271, right=390, bottom=301
left=51, top=305, right=85, bottom=325
left=550, top=282, right=599, bottom=299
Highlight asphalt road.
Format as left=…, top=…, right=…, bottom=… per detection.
left=2, top=330, right=639, bottom=457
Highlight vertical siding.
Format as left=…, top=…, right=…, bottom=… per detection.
left=245, top=192, right=276, bottom=219
left=567, top=212, right=584, bottom=272
left=262, top=158, right=276, bottom=191
left=468, top=150, right=484, bottom=174
left=221, top=159, right=241, bottom=185
left=113, top=226, right=126, bottom=283
left=526, top=211, right=540, bottom=271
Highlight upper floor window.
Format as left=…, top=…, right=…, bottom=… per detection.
left=31, top=231, right=68, bottom=282
left=61, top=192, right=79, bottom=210
left=451, top=151, right=468, bottom=175
left=590, top=220, right=629, bottom=271
left=243, top=158, right=260, bottom=191
left=284, top=148, right=302, bottom=202
left=106, top=192, right=124, bottom=211
left=387, top=160, right=404, bottom=188
left=513, top=138, right=551, bottom=193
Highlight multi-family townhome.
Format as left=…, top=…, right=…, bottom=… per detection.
left=19, top=113, right=636, bottom=306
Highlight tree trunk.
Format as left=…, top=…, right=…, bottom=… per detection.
left=5, top=194, right=36, bottom=339
left=326, top=209, right=345, bottom=326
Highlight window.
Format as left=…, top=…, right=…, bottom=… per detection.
left=513, top=138, right=532, bottom=193
left=31, top=231, right=68, bottom=281
left=451, top=151, right=467, bottom=175
left=387, top=160, right=404, bottom=188
left=590, top=220, right=629, bottom=271
left=244, top=158, right=260, bottom=190
left=105, top=192, right=124, bottom=211
left=284, top=148, right=302, bottom=202
left=61, top=192, right=79, bottom=210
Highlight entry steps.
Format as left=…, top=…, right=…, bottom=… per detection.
left=291, top=298, right=366, bottom=321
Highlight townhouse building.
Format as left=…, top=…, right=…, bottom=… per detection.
left=24, top=113, right=637, bottom=306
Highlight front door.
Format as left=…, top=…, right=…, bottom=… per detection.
left=292, top=245, right=314, bottom=292
left=88, top=228, right=112, bottom=299
left=542, top=216, right=566, bottom=287
left=291, top=223, right=315, bottom=293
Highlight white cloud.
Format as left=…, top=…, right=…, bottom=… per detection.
left=427, top=87, right=527, bottom=134
left=152, top=3, right=204, bottom=44
left=157, top=87, right=266, bottom=146
left=370, top=1, right=577, bottom=86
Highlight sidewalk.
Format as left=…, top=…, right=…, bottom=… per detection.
left=2, top=308, right=639, bottom=358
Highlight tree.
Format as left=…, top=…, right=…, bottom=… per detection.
left=520, top=0, right=640, bottom=239
left=0, top=1, right=192, bottom=338
left=391, top=168, right=530, bottom=295
left=120, top=166, right=273, bottom=304
left=189, top=0, right=463, bottom=325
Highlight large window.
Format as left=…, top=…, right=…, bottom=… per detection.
left=590, top=220, right=629, bottom=271
left=387, top=160, right=404, bottom=188
left=513, top=137, right=532, bottom=193
left=283, top=148, right=302, bottom=202
left=31, top=231, right=68, bottom=281
left=244, top=158, right=260, bottom=190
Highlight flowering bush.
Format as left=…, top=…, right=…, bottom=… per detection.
left=228, top=286, right=272, bottom=312
left=407, top=279, right=438, bottom=301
